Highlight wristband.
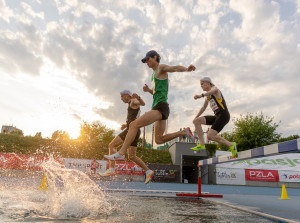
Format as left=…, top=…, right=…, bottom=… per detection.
left=201, top=93, right=205, bottom=98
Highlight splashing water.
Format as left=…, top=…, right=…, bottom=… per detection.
left=0, top=155, right=274, bottom=222
left=41, top=156, right=118, bottom=219
left=0, top=156, right=119, bottom=221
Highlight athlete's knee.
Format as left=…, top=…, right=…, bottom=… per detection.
left=108, top=142, right=114, bottom=149
left=129, top=120, right=139, bottom=129
left=207, top=135, right=212, bottom=141
left=128, top=154, right=136, bottom=161
left=207, top=132, right=216, bottom=141
left=193, top=117, right=204, bottom=126
left=193, top=118, right=199, bottom=125
left=155, top=137, right=164, bottom=144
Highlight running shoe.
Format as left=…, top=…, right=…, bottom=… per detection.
left=229, top=142, right=237, bottom=157
left=184, top=127, right=195, bottom=142
left=104, top=152, right=125, bottom=161
left=190, top=143, right=206, bottom=151
left=145, top=170, right=154, bottom=184
left=100, top=169, right=116, bottom=176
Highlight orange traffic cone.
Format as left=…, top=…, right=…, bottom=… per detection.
left=279, top=184, right=289, bottom=200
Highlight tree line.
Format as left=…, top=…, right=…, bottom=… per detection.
left=0, top=112, right=298, bottom=161
left=0, top=121, right=172, bottom=164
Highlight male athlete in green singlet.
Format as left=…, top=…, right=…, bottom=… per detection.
left=105, top=50, right=196, bottom=184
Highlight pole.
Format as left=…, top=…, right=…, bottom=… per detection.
left=198, top=166, right=201, bottom=195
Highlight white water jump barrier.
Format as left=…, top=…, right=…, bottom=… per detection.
left=198, top=138, right=300, bottom=166
left=176, top=139, right=300, bottom=199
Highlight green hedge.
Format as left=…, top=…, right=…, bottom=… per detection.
left=0, top=133, right=172, bottom=164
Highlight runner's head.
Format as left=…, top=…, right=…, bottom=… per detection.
left=120, top=90, right=132, bottom=103
left=200, top=77, right=214, bottom=91
left=141, top=50, right=160, bottom=67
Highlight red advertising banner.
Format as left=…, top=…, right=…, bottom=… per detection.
left=114, top=161, right=144, bottom=175
left=245, top=169, right=279, bottom=182
left=0, top=153, right=63, bottom=171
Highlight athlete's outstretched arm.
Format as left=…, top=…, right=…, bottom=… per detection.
left=160, top=64, right=196, bottom=73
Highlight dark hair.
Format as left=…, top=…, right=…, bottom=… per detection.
left=154, top=54, right=161, bottom=63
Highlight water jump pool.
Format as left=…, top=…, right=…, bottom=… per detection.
left=0, top=159, right=299, bottom=222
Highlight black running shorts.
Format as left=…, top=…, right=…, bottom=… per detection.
left=152, top=101, right=170, bottom=120
left=118, top=128, right=141, bottom=147
left=204, top=111, right=230, bottom=133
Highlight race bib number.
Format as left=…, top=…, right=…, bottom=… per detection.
left=210, top=99, right=219, bottom=112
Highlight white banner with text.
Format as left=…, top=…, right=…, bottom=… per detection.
left=216, top=168, right=246, bottom=185
left=216, top=153, right=300, bottom=171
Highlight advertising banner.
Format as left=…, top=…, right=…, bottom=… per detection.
left=114, top=161, right=144, bottom=175
left=245, top=169, right=279, bottom=182
left=64, top=158, right=107, bottom=174
left=148, top=164, right=180, bottom=183
left=216, top=168, right=246, bottom=185
left=217, top=153, right=300, bottom=171
left=279, top=170, right=300, bottom=182
left=0, top=153, right=60, bottom=170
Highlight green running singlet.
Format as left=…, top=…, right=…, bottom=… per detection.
left=151, top=67, right=168, bottom=108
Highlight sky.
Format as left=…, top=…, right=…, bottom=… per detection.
left=0, top=0, right=300, bottom=139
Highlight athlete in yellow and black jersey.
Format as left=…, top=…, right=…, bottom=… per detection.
left=191, top=77, right=237, bottom=157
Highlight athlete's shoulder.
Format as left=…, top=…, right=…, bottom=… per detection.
left=130, top=98, right=140, bottom=108
left=157, top=64, right=169, bottom=77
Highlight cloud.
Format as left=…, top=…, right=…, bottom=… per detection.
left=0, top=0, right=13, bottom=23
left=0, top=33, right=43, bottom=76
left=1, top=0, right=300, bottom=138
left=21, top=2, right=44, bottom=20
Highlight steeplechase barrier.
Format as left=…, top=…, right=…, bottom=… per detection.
left=176, top=139, right=300, bottom=198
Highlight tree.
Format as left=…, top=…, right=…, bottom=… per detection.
left=10, top=129, right=24, bottom=137
left=77, top=121, right=115, bottom=158
left=230, top=113, right=281, bottom=151
left=51, top=130, right=70, bottom=141
left=35, top=132, right=42, bottom=138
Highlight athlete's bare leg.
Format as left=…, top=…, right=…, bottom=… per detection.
left=207, top=129, right=232, bottom=147
left=154, top=120, right=186, bottom=144
left=108, top=136, right=123, bottom=168
left=193, top=116, right=206, bottom=145
left=114, top=110, right=188, bottom=156
left=117, top=110, right=163, bottom=156
left=127, top=146, right=149, bottom=171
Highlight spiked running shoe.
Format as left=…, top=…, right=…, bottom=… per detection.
left=184, top=127, right=195, bottom=142
left=229, top=142, right=237, bottom=157
left=104, top=152, right=125, bottom=161
left=190, top=143, right=206, bottom=151
left=145, top=170, right=154, bottom=184
left=100, top=169, right=116, bottom=176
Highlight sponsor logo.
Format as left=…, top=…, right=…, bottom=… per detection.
left=154, top=169, right=168, bottom=176
left=0, top=156, right=6, bottom=162
left=289, top=174, right=300, bottom=179
left=115, top=162, right=144, bottom=175
left=245, top=169, right=279, bottom=182
left=233, top=157, right=300, bottom=167
left=217, top=171, right=237, bottom=179
left=169, top=170, right=175, bottom=176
